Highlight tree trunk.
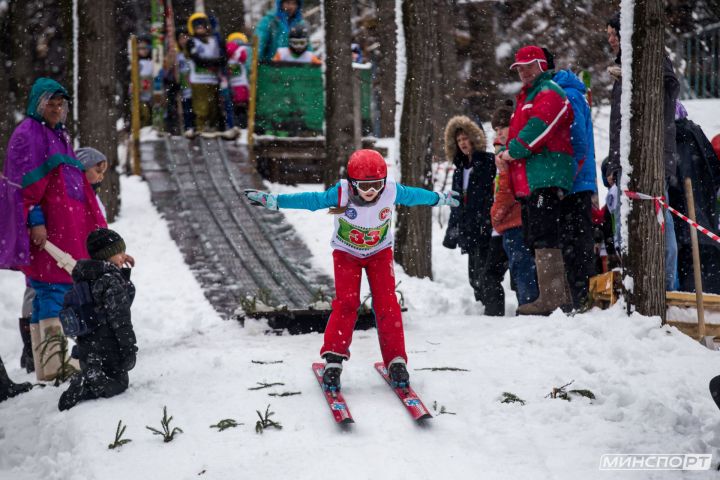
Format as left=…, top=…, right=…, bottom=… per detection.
left=394, top=0, right=439, bottom=279
left=205, top=0, right=244, bottom=35
left=464, top=1, right=500, bottom=122
left=626, top=0, right=666, bottom=320
left=78, top=0, right=121, bottom=221
left=432, top=0, right=459, bottom=158
left=323, top=0, right=354, bottom=188
left=1, top=0, right=72, bottom=165
left=374, top=0, right=396, bottom=137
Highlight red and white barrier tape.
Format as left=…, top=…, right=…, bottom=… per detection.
left=623, top=190, right=665, bottom=232
left=624, top=190, right=720, bottom=244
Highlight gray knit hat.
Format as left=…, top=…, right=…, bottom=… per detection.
left=76, top=147, right=107, bottom=170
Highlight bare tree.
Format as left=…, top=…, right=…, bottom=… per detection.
left=206, top=0, right=245, bottom=34
left=394, top=0, right=443, bottom=279
left=373, top=0, right=397, bottom=137
left=323, top=0, right=354, bottom=187
left=78, top=0, right=121, bottom=221
left=626, top=0, right=666, bottom=320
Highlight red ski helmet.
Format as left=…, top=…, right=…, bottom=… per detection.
left=347, top=149, right=387, bottom=181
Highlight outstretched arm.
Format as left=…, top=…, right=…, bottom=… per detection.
left=395, top=184, right=459, bottom=207
left=244, top=183, right=341, bottom=211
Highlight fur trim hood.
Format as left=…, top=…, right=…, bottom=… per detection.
left=444, top=115, right=487, bottom=163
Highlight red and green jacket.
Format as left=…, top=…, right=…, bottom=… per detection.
left=506, top=70, right=575, bottom=198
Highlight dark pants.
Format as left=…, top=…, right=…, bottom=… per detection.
left=521, top=187, right=564, bottom=250
left=560, top=191, right=596, bottom=308
left=503, top=226, right=539, bottom=305
left=678, top=244, right=720, bottom=294
left=468, top=241, right=489, bottom=303
left=479, top=236, right=508, bottom=316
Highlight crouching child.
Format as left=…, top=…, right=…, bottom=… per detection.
left=58, top=228, right=137, bottom=411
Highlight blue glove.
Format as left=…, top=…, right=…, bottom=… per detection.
left=244, top=189, right=279, bottom=210
left=436, top=190, right=460, bottom=207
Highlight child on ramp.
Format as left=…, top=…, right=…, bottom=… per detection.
left=244, top=149, right=459, bottom=390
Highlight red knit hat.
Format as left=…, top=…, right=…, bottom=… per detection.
left=712, top=134, right=720, bottom=161
left=510, top=45, right=548, bottom=70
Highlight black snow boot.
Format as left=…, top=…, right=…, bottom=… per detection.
left=0, top=355, right=33, bottom=403
left=58, top=373, right=93, bottom=411
left=19, top=317, right=34, bottom=373
left=388, top=357, right=410, bottom=388
left=322, top=353, right=344, bottom=391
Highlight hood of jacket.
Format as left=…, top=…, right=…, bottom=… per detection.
left=26, top=77, right=69, bottom=127
left=444, top=115, right=487, bottom=164
left=553, top=69, right=586, bottom=95
left=72, top=259, right=123, bottom=283
left=275, top=0, right=303, bottom=23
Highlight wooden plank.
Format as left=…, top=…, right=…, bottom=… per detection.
left=666, top=291, right=720, bottom=309
left=666, top=320, right=720, bottom=339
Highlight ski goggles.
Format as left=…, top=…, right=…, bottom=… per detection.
left=289, top=38, right=308, bottom=50
left=351, top=179, right=385, bottom=193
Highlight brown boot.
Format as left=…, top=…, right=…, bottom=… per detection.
left=517, top=248, right=572, bottom=316
left=38, top=317, right=65, bottom=381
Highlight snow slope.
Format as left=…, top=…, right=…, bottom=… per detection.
left=3, top=100, right=720, bottom=478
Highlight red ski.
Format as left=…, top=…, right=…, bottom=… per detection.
left=374, top=362, right=432, bottom=421
left=312, top=363, right=354, bottom=424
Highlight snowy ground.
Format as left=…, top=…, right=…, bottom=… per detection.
left=3, top=102, right=720, bottom=479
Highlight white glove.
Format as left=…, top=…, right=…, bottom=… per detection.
left=244, top=189, right=279, bottom=210
left=436, top=190, right=460, bottom=207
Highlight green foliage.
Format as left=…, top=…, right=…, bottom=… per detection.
left=360, top=281, right=406, bottom=313
left=107, top=420, right=132, bottom=450
left=210, top=419, right=243, bottom=432
left=500, top=392, right=526, bottom=406
left=431, top=401, right=456, bottom=415
left=239, top=288, right=274, bottom=314
left=146, top=406, right=184, bottom=442
left=268, top=391, right=301, bottom=397
left=248, top=382, right=285, bottom=391
left=255, top=405, right=282, bottom=434
left=39, top=332, right=78, bottom=384
left=415, top=367, right=470, bottom=372
left=546, top=381, right=596, bottom=402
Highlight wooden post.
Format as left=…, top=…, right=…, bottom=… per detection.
left=247, top=34, right=259, bottom=163
left=130, top=35, right=142, bottom=176
left=684, top=177, right=706, bottom=339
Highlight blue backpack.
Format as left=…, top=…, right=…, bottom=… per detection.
left=59, top=281, right=103, bottom=337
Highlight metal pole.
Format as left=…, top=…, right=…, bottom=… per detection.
left=684, top=177, right=706, bottom=339
left=247, top=35, right=260, bottom=162
left=130, top=35, right=142, bottom=176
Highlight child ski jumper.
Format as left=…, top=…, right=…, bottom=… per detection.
left=137, top=36, right=154, bottom=127
left=186, top=12, right=224, bottom=132
left=245, top=150, right=459, bottom=389
left=226, top=32, right=250, bottom=129
left=271, top=25, right=321, bottom=64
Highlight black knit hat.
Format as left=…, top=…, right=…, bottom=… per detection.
left=86, top=228, right=126, bottom=261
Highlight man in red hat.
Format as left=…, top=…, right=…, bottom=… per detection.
left=495, top=45, right=575, bottom=315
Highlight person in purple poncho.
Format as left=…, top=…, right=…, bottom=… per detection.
left=1, top=77, right=107, bottom=381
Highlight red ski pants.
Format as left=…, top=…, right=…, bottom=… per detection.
left=320, top=247, right=407, bottom=366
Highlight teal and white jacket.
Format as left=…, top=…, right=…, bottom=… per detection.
left=278, top=179, right=440, bottom=258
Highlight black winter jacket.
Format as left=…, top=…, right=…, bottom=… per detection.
left=71, top=260, right=137, bottom=373
left=669, top=118, right=720, bottom=248
left=442, top=150, right=496, bottom=253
